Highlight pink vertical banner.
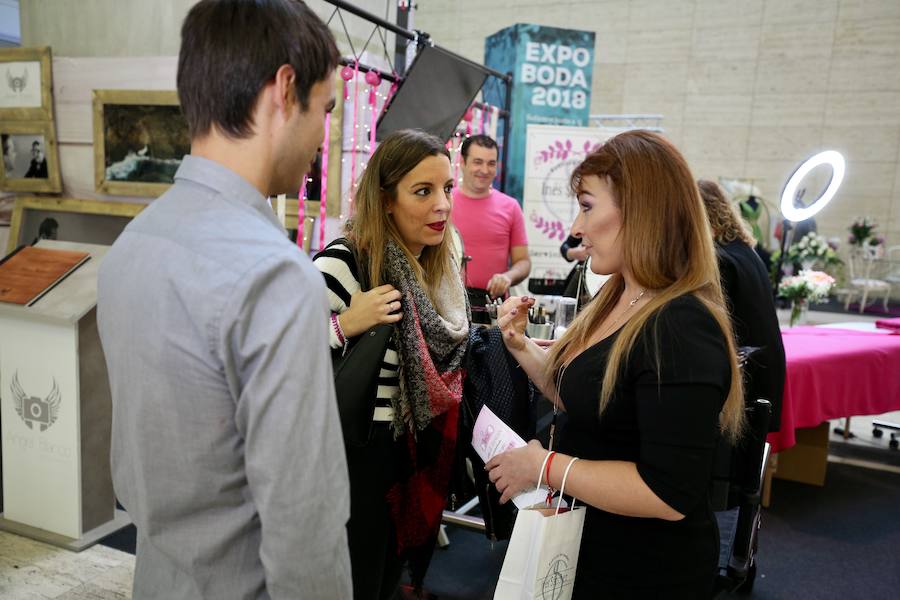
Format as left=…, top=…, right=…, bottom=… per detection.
left=319, top=112, right=331, bottom=252
left=296, top=178, right=306, bottom=249
left=478, top=105, right=486, bottom=134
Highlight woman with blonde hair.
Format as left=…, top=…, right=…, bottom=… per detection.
left=314, top=129, right=469, bottom=599
left=698, top=179, right=785, bottom=432
left=486, top=130, right=744, bottom=598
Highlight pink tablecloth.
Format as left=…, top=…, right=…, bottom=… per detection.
left=767, top=326, right=900, bottom=452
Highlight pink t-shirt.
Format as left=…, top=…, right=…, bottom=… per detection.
left=451, top=187, right=528, bottom=289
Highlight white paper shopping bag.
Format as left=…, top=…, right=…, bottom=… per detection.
left=494, top=457, right=585, bottom=600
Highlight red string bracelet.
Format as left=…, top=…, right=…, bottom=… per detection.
left=544, top=451, right=557, bottom=505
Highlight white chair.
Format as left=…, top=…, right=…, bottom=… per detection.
left=844, top=246, right=891, bottom=313
left=884, top=245, right=900, bottom=287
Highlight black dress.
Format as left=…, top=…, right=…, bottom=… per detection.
left=558, top=295, right=730, bottom=599
left=717, top=240, right=786, bottom=431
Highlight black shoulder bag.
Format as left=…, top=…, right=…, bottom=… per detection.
left=328, top=239, right=394, bottom=447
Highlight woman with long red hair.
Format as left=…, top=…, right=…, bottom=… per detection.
left=487, top=130, right=744, bottom=598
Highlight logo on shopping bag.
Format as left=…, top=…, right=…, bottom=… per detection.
left=11, top=373, right=62, bottom=432
left=540, top=553, right=572, bottom=600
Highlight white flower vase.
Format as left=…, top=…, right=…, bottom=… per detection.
left=790, top=299, right=809, bottom=327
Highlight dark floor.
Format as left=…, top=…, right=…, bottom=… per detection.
left=415, top=462, right=900, bottom=599
left=809, top=296, right=900, bottom=318
left=101, top=458, right=900, bottom=599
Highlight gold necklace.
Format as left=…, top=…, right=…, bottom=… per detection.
left=597, top=287, right=647, bottom=340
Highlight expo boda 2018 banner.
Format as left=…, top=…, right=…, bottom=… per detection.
left=485, top=24, right=595, bottom=204
left=523, top=124, right=628, bottom=284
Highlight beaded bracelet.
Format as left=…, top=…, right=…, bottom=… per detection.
left=331, top=312, right=346, bottom=346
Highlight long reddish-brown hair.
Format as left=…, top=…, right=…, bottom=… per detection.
left=546, top=130, right=745, bottom=441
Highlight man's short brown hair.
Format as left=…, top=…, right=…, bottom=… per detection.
left=177, top=0, right=339, bottom=139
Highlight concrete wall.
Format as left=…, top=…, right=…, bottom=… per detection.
left=415, top=0, right=900, bottom=250
left=20, top=0, right=400, bottom=61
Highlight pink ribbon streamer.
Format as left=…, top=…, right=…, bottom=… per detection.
left=452, top=132, right=461, bottom=184
left=319, top=112, right=331, bottom=252
left=296, top=178, right=306, bottom=249
left=349, top=61, right=360, bottom=211
left=385, top=77, right=399, bottom=108
left=367, top=75, right=379, bottom=159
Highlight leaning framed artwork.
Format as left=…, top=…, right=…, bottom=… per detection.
left=0, top=46, right=54, bottom=122
left=0, top=120, right=62, bottom=193
left=5, top=196, right=146, bottom=255
left=92, top=89, right=189, bottom=197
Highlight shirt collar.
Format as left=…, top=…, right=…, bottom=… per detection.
left=174, top=155, right=284, bottom=232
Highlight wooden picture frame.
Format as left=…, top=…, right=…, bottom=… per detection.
left=92, top=89, right=188, bottom=197
left=0, top=46, right=54, bottom=121
left=6, top=196, right=146, bottom=255
left=0, top=120, right=62, bottom=193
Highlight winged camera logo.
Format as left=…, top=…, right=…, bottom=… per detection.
left=11, top=373, right=61, bottom=432
left=6, top=69, right=28, bottom=94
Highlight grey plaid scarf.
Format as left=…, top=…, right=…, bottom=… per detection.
left=382, top=239, right=469, bottom=434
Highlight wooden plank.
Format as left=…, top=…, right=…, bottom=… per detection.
left=52, top=56, right=177, bottom=144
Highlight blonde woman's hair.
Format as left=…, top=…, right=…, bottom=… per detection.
left=346, top=129, right=453, bottom=297
left=546, top=131, right=745, bottom=442
left=697, top=179, right=757, bottom=246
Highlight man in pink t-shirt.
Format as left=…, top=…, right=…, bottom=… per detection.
left=451, top=135, right=530, bottom=316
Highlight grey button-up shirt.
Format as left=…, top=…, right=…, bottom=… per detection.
left=97, top=156, right=351, bottom=599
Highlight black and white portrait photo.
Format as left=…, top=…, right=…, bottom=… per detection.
left=2, top=133, right=48, bottom=179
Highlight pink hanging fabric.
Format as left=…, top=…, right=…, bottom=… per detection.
left=319, top=112, right=331, bottom=252
left=365, top=70, right=381, bottom=159
left=478, top=105, right=486, bottom=135
left=348, top=61, right=361, bottom=211
left=452, top=133, right=461, bottom=184
left=385, top=76, right=399, bottom=107
left=296, top=178, right=306, bottom=249
left=463, top=106, right=473, bottom=137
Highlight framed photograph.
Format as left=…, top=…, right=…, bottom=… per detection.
left=5, top=196, right=146, bottom=255
left=0, top=120, right=62, bottom=193
left=0, top=46, right=54, bottom=121
left=93, top=89, right=189, bottom=197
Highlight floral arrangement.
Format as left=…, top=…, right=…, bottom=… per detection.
left=848, top=217, right=883, bottom=247
left=791, top=232, right=842, bottom=268
left=778, top=269, right=836, bottom=326
left=771, top=232, right=842, bottom=275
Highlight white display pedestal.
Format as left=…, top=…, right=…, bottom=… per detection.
left=0, top=240, right=131, bottom=551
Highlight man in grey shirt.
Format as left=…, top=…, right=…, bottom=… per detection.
left=96, top=1, right=351, bottom=598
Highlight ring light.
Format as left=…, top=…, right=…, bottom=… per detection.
left=780, top=150, right=845, bottom=222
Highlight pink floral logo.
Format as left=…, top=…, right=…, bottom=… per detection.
left=535, top=139, right=601, bottom=165
left=531, top=212, right=566, bottom=241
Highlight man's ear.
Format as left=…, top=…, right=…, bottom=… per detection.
left=272, top=64, right=297, bottom=114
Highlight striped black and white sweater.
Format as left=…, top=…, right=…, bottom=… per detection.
left=313, top=240, right=399, bottom=412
